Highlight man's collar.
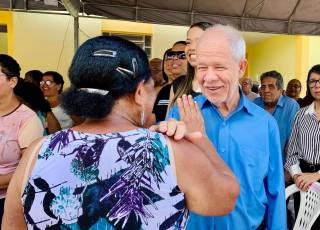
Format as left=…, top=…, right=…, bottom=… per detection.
left=276, top=95, right=285, bottom=108
left=197, top=88, right=254, bottom=116
left=257, top=95, right=284, bottom=109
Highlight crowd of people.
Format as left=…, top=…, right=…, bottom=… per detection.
left=0, top=22, right=320, bottom=230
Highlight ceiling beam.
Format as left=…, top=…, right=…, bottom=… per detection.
left=245, top=0, right=265, bottom=16
left=61, top=0, right=80, bottom=17
left=257, top=0, right=266, bottom=16
left=189, top=0, right=195, bottom=24
left=288, top=0, right=302, bottom=34
left=241, top=0, right=249, bottom=30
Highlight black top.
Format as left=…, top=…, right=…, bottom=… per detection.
left=152, top=76, right=201, bottom=122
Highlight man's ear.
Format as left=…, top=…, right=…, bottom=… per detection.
left=9, top=77, right=18, bottom=89
left=134, top=81, right=145, bottom=107
left=238, top=59, right=248, bottom=79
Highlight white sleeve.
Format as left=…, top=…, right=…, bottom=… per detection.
left=289, top=162, right=302, bottom=177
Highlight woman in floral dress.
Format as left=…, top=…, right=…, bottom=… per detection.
left=2, top=36, right=239, bottom=230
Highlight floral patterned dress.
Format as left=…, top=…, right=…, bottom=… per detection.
left=22, top=129, right=189, bottom=230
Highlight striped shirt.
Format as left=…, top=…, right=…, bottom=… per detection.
left=285, top=102, right=320, bottom=173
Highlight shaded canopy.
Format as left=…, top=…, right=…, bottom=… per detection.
left=2, top=0, right=320, bottom=35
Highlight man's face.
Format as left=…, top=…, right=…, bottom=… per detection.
left=241, top=79, right=252, bottom=95
left=260, top=77, right=282, bottom=104
left=196, top=30, right=246, bottom=106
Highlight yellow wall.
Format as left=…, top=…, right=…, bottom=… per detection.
left=12, top=12, right=102, bottom=86
left=152, top=24, right=188, bottom=58
left=308, top=36, right=320, bottom=69
left=8, top=13, right=187, bottom=87
left=102, top=19, right=153, bottom=35
left=0, top=33, right=8, bottom=53
left=301, top=35, right=320, bottom=95
left=0, top=11, right=13, bottom=55
left=101, top=19, right=188, bottom=59
left=247, top=35, right=320, bottom=96
left=247, top=35, right=297, bottom=86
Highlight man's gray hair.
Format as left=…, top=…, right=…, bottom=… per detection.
left=206, top=24, right=246, bottom=61
left=241, top=78, right=253, bottom=86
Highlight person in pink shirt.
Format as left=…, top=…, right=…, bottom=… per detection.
left=0, top=54, right=43, bottom=223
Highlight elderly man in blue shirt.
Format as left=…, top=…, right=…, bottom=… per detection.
left=167, top=24, right=286, bottom=230
left=253, top=70, right=300, bottom=163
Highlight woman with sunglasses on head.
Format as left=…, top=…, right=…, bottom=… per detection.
left=41, top=71, right=83, bottom=129
left=285, top=64, right=320, bottom=230
left=0, top=54, right=43, bottom=223
left=2, top=36, right=239, bottom=229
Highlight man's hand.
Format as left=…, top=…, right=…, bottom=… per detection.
left=149, top=95, right=205, bottom=140
left=177, top=94, right=205, bottom=135
left=294, top=172, right=320, bottom=191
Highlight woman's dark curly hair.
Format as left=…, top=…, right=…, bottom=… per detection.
left=61, top=36, right=151, bottom=119
left=14, top=80, right=51, bottom=113
left=25, top=70, right=43, bottom=87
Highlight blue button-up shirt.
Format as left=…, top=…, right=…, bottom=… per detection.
left=253, top=95, right=299, bottom=163
left=167, top=93, right=286, bottom=230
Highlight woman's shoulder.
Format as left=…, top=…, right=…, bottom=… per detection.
left=297, top=103, right=313, bottom=115
left=11, top=104, right=38, bottom=123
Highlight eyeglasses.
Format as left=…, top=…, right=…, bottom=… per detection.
left=308, top=79, right=320, bottom=88
left=40, top=80, right=55, bottom=87
left=166, top=51, right=186, bottom=60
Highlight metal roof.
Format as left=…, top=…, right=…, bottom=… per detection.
left=1, top=0, right=320, bottom=35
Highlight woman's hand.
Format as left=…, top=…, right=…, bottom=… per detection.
left=294, top=172, right=320, bottom=191
left=149, top=118, right=187, bottom=140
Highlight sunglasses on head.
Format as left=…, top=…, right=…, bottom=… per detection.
left=166, top=51, right=186, bottom=60
left=40, top=80, right=55, bottom=87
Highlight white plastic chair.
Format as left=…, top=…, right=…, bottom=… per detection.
left=285, top=182, right=320, bottom=230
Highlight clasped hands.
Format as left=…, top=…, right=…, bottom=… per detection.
left=293, top=172, right=320, bottom=191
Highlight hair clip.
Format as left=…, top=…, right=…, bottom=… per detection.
left=93, top=49, right=117, bottom=58
left=131, top=58, right=138, bottom=78
left=116, top=66, right=134, bottom=80
left=79, top=88, right=109, bottom=96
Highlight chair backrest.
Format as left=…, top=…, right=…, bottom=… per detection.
left=285, top=182, right=320, bottom=230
